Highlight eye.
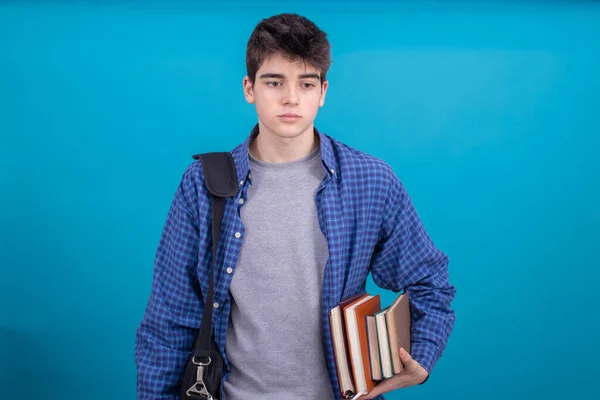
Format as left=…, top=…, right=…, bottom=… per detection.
left=266, top=81, right=282, bottom=87
left=301, top=82, right=316, bottom=89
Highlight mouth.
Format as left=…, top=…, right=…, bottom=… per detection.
left=278, top=114, right=302, bottom=122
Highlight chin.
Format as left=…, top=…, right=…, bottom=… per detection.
left=269, top=121, right=312, bottom=139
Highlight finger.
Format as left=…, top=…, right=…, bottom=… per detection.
left=399, top=347, right=417, bottom=370
left=399, top=347, right=429, bottom=383
left=360, top=375, right=406, bottom=399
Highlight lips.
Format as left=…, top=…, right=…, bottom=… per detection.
left=278, top=113, right=302, bottom=122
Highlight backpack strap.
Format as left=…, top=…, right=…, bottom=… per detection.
left=193, top=152, right=239, bottom=198
left=191, top=151, right=238, bottom=355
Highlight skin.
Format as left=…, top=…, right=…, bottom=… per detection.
left=360, top=347, right=429, bottom=399
left=243, top=51, right=429, bottom=397
left=243, top=52, right=328, bottom=163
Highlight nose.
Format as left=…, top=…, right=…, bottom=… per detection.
left=281, top=85, right=299, bottom=106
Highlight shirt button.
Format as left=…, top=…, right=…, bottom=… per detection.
left=238, top=198, right=244, bottom=205
left=234, top=232, right=241, bottom=238
left=226, top=267, right=233, bottom=274
left=213, top=302, right=219, bottom=309
left=330, top=168, right=335, bottom=174
left=239, top=180, right=244, bottom=186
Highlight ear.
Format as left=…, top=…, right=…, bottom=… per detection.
left=243, top=76, right=255, bottom=104
left=319, top=80, right=328, bottom=107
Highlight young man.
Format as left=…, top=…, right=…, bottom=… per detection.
left=135, top=13, right=456, bottom=400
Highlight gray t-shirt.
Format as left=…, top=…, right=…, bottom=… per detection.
left=222, top=145, right=335, bottom=400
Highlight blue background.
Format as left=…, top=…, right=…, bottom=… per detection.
left=1, top=1, right=599, bottom=399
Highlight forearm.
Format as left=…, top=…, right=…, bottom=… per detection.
left=135, top=279, right=203, bottom=399
left=135, top=314, right=195, bottom=400
left=406, top=264, right=456, bottom=374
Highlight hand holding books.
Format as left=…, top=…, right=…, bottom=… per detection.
left=358, top=347, right=428, bottom=399
left=329, top=291, right=426, bottom=399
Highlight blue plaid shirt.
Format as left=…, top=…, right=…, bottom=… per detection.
left=135, top=125, right=456, bottom=399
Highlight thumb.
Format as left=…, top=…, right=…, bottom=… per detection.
left=399, top=347, right=414, bottom=368
left=399, top=347, right=412, bottom=361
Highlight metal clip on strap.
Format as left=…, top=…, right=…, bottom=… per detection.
left=185, top=357, right=214, bottom=400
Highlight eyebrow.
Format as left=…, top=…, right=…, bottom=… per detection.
left=259, top=73, right=321, bottom=80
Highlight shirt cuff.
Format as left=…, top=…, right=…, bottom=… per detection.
left=409, top=342, right=439, bottom=384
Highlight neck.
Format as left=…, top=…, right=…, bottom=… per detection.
left=249, top=122, right=319, bottom=163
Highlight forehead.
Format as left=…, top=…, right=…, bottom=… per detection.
left=257, top=53, right=320, bottom=76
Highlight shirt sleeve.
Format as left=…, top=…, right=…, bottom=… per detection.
left=370, top=172, right=456, bottom=377
left=134, top=167, right=205, bottom=399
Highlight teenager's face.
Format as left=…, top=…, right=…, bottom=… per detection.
left=243, top=53, right=328, bottom=140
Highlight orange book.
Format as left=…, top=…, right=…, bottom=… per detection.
left=344, top=294, right=381, bottom=394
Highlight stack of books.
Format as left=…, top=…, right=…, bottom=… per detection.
left=328, top=292, right=411, bottom=400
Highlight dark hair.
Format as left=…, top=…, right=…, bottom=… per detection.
left=246, top=13, right=331, bottom=84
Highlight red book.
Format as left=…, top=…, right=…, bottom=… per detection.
left=343, top=294, right=381, bottom=395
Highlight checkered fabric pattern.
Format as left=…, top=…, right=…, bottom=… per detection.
left=135, top=124, right=456, bottom=399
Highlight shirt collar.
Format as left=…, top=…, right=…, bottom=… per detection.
left=231, top=123, right=338, bottom=186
